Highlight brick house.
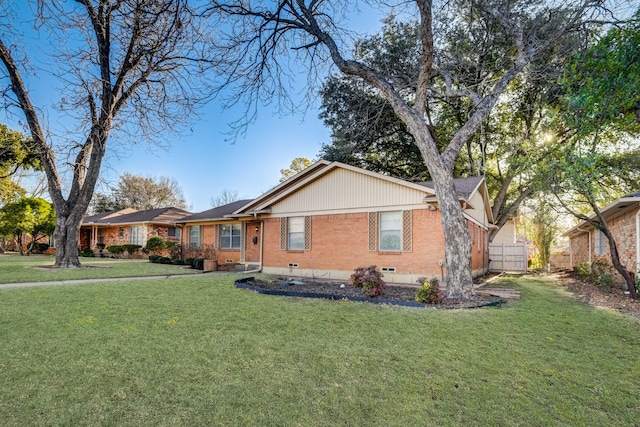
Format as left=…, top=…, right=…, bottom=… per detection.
left=80, top=207, right=192, bottom=252
left=177, top=199, right=259, bottom=268
left=564, top=192, right=640, bottom=276
left=185, top=160, right=493, bottom=283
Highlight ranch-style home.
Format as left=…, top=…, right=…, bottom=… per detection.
left=564, top=191, right=640, bottom=275
left=181, top=160, right=494, bottom=283
left=79, top=207, right=192, bottom=252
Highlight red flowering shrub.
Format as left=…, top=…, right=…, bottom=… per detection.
left=350, top=265, right=386, bottom=298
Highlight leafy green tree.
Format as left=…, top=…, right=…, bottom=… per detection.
left=562, top=9, right=640, bottom=135
left=209, top=0, right=609, bottom=300
left=0, top=197, right=55, bottom=255
left=544, top=11, right=640, bottom=299
left=0, top=124, right=41, bottom=205
left=316, top=15, right=589, bottom=243
left=280, top=157, right=312, bottom=182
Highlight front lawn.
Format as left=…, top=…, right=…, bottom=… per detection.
left=0, top=273, right=638, bottom=426
left=0, top=254, right=200, bottom=284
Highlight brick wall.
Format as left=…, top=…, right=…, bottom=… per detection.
left=570, top=207, right=639, bottom=279
left=261, top=209, right=486, bottom=279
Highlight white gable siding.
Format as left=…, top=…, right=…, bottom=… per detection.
left=492, top=219, right=517, bottom=244
left=270, top=168, right=429, bottom=214
left=465, top=191, right=489, bottom=227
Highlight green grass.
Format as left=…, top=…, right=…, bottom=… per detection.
left=0, top=254, right=199, bottom=283
left=0, top=266, right=639, bottom=425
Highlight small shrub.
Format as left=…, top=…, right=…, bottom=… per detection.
left=149, top=254, right=162, bottom=263
left=350, top=265, right=386, bottom=298
left=415, top=277, right=444, bottom=304
left=144, top=237, right=166, bottom=254
left=185, top=258, right=196, bottom=268
left=79, top=248, right=95, bottom=257
left=193, top=258, right=205, bottom=270
left=122, top=244, right=142, bottom=254
left=31, top=243, right=49, bottom=254
left=107, top=245, right=124, bottom=255
left=157, top=256, right=173, bottom=264
left=576, top=262, right=592, bottom=278
left=173, top=259, right=186, bottom=266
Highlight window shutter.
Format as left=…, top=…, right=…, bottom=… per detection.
left=304, top=216, right=312, bottom=251
left=214, top=224, right=219, bottom=249
left=368, top=212, right=378, bottom=251
left=240, top=223, right=246, bottom=260
left=402, top=210, right=412, bottom=252
left=280, top=218, right=287, bottom=250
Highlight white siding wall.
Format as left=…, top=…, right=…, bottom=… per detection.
left=270, top=169, right=429, bottom=214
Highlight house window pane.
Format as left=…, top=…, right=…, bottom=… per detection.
left=288, top=217, right=304, bottom=250
left=220, top=223, right=241, bottom=249
left=189, top=226, right=200, bottom=248
left=130, top=226, right=143, bottom=246
left=380, top=211, right=402, bottom=251
left=168, top=227, right=181, bottom=239
left=595, top=229, right=606, bottom=255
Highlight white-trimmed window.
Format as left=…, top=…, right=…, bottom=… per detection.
left=379, top=211, right=402, bottom=252
left=189, top=226, right=201, bottom=248
left=594, top=229, right=606, bottom=255
left=167, top=226, right=181, bottom=239
left=288, top=217, right=305, bottom=250
left=220, top=223, right=241, bottom=249
left=130, top=226, right=143, bottom=246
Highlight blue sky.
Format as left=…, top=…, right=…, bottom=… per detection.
left=1, top=3, right=390, bottom=213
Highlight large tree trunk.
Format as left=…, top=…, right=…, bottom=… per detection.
left=431, top=168, right=474, bottom=299
left=601, top=226, right=638, bottom=300
left=53, top=211, right=82, bottom=268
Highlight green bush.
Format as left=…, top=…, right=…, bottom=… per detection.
left=185, top=258, right=196, bottom=268
left=173, top=259, right=186, bottom=266
left=107, top=245, right=124, bottom=254
left=122, top=244, right=142, bottom=253
left=157, top=256, right=173, bottom=264
left=31, top=243, right=49, bottom=254
left=149, top=255, right=162, bottom=263
left=193, top=258, right=205, bottom=270
left=575, top=261, right=614, bottom=290
left=144, top=237, right=166, bottom=254
left=79, top=248, right=95, bottom=257
left=415, top=277, right=444, bottom=304
left=350, top=265, right=386, bottom=298
left=576, top=262, right=592, bottom=278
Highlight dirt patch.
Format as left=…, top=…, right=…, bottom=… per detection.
left=552, top=271, right=640, bottom=320
left=238, top=277, right=505, bottom=309
left=32, top=264, right=111, bottom=270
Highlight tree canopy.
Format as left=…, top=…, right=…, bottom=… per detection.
left=0, top=197, right=55, bottom=255
left=91, top=173, right=188, bottom=213
left=280, top=157, right=312, bottom=182
left=0, top=124, right=41, bottom=205
left=208, top=0, right=608, bottom=299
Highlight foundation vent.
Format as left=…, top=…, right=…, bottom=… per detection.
left=381, top=267, right=396, bottom=273
left=288, top=263, right=299, bottom=268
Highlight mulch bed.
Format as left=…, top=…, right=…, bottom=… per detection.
left=553, top=271, right=640, bottom=320
left=235, top=277, right=505, bottom=309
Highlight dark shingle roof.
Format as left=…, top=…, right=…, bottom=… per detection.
left=83, top=207, right=192, bottom=225
left=180, top=199, right=253, bottom=222
left=416, top=176, right=483, bottom=199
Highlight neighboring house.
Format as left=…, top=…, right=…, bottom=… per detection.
left=186, top=160, right=494, bottom=283
left=79, top=207, right=192, bottom=251
left=563, top=192, right=640, bottom=275
left=177, top=199, right=258, bottom=266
